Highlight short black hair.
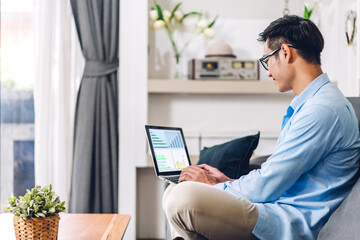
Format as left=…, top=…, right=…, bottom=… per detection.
left=258, top=15, right=324, bottom=65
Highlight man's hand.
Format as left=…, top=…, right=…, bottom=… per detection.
left=178, top=165, right=218, bottom=185
left=198, top=164, right=234, bottom=183
left=178, top=164, right=234, bottom=185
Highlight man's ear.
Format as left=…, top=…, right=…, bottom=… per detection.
left=281, top=43, right=294, bottom=63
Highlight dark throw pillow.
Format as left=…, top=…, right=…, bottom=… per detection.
left=197, top=132, right=260, bottom=179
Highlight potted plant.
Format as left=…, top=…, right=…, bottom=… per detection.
left=6, top=184, right=66, bottom=240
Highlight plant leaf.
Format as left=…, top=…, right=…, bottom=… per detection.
left=25, top=193, right=31, bottom=203
left=182, top=11, right=199, bottom=20
left=43, top=185, right=50, bottom=192
left=34, top=205, right=39, bottom=213
left=170, top=2, right=182, bottom=20
left=49, top=207, right=55, bottom=214
left=208, top=15, right=218, bottom=28
left=156, top=4, right=164, bottom=20
left=304, top=6, right=310, bottom=19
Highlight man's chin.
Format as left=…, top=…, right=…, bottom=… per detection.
left=278, top=87, right=291, bottom=93
left=276, top=85, right=291, bottom=93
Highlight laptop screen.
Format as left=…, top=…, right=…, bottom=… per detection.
left=145, top=125, right=191, bottom=176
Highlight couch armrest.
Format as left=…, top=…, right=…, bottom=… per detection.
left=247, top=155, right=270, bottom=173
left=317, top=174, right=360, bottom=239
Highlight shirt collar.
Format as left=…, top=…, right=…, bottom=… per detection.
left=290, top=73, right=330, bottom=111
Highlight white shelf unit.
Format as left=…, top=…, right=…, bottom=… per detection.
left=148, top=79, right=338, bottom=95
left=148, top=79, right=284, bottom=94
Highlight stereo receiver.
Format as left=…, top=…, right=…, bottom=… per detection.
left=188, top=58, right=259, bottom=80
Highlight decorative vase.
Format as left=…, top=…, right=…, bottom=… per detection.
left=172, top=53, right=184, bottom=80
left=13, top=214, right=60, bottom=240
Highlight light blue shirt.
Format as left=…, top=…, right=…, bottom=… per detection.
left=214, top=73, right=360, bottom=240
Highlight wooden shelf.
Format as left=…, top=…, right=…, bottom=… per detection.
left=148, top=79, right=288, bottom=95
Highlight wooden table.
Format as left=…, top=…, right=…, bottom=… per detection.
left=0, top=213, right=131, bottom=240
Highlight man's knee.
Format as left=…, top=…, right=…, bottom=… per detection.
left=163, top=182, right=208, bottom=220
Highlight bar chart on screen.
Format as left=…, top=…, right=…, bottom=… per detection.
left=150, top=129, right=189, bottom=172
left=150, top=131, right=184, bottom=149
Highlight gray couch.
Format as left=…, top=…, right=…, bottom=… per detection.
left=251, top=97, right=360, bottom=239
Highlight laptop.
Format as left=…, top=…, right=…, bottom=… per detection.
left=145, top=125, right=192, bottom=184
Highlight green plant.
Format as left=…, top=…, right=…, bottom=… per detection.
left=303, top=0, right=321, bottom=19
left=6, top=185, right=66, bottom=222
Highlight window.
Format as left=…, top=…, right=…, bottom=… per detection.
left=1, top=0, right=35, bottom=212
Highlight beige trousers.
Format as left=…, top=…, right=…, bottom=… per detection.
left=162, top=181, right=258, bottom=240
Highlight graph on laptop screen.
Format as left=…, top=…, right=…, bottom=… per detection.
left=149, top=129, right=190, bottom=172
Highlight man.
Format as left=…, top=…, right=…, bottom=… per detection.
left=162, top=15, right=360, bottom=240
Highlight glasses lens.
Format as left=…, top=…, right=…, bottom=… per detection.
left=260, top=59, right=268, bottom=71
left=259, top=47, right=281, bottom=71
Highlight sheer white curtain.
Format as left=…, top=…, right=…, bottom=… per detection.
left=34, top=0, right=84, bottom=207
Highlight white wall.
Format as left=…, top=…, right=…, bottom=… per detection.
left=119, top=0, right=148, bottom=239
left=152, top=0, right=304, bottom=19
left=312, top=0, right=359, bottom=96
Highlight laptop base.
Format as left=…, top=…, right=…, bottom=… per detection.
left=159, top=176, right=179, bottom=184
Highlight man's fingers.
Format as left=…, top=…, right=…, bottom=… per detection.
left=179, top=167, right=206, bottom=182
left=181, top=166, right=204, bottom=175
left=198, top=164, right=216, bottom=172
left=198, top=164, right=211, bottom=169
left=179, top=172, right=195, bottom=182
left=187, top=166, right=204, bottom=173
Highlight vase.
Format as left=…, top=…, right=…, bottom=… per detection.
left=171, top=54, right=184, bottom=80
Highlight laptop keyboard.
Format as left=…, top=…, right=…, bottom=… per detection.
left=166, top=176, right=180, bottom=183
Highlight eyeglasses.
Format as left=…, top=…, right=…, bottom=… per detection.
left=259, top=45, right=296, bottom=71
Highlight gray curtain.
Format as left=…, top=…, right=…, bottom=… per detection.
left=69, top=0, right=119, bottom=213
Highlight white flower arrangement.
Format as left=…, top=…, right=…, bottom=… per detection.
left=149, top=1, right=218, bottom=66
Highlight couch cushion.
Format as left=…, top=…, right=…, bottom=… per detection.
left=317, top=175, right=360, bottom=240
left=197, top=132, right=260, bottom=179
